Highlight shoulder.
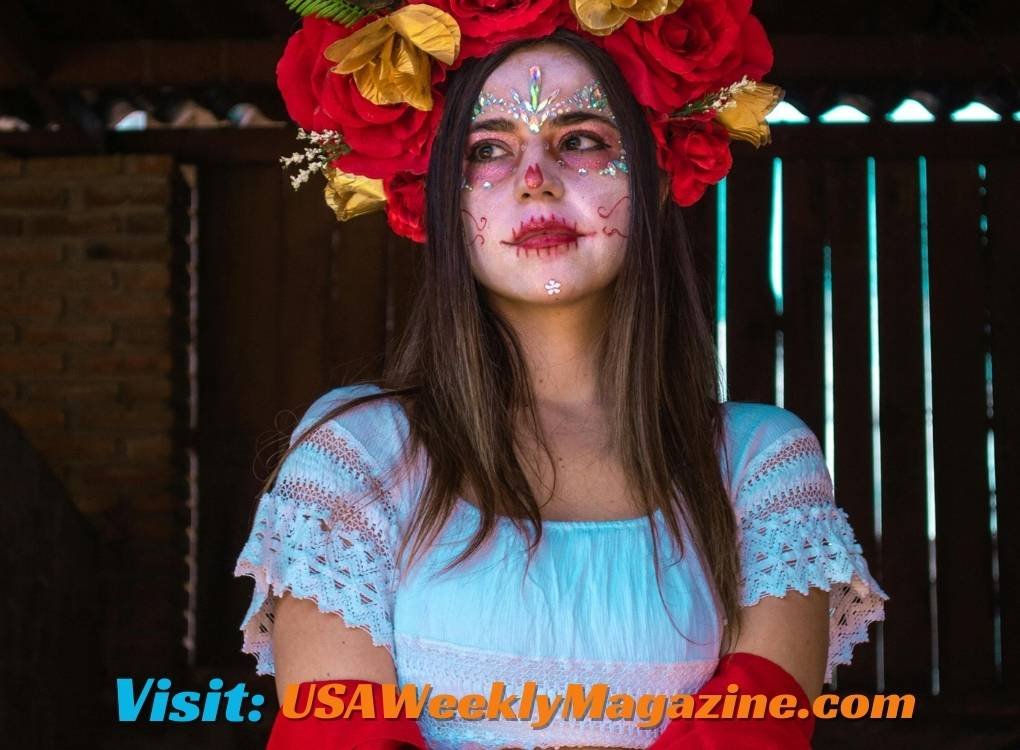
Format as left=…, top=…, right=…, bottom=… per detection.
left=719, top=401, right=824, bottom=497
left=290, top=383, right=413, bottom=474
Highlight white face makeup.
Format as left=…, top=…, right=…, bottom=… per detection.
left=460, top=44, right=631, bottom=308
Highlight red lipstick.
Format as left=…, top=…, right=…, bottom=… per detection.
left=501, top=214, right=590, bottom=254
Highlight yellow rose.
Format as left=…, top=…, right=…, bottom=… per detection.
left=324, top=4, right=461, bottom=111
left=569, top=0, right=683, bottom=36
left=716, top=81, right=784, bottom=148
left=324, top=168, right=387, bottom=221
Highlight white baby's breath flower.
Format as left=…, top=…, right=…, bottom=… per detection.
left=279, top=129, right=351, bottom=191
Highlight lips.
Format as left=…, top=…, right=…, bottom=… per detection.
left=504, top=214, right=584, bottom=246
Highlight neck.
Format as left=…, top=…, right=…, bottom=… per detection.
left=486, top=289, right=610, bottom=409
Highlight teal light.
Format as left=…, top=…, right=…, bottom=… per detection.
left=867, top=157, right=885, bottom=691
left=823, top=244, right=835, bottom=482
left=770, top=158, right=784, bottom=406
left=818, top=104, right=870, bottom=124
left=950, top=102, right=1002, bottom=122
left=717, top=178, right=728, bottom=402
left=766, top=101, right=810, bottom=124
left=113, top=111, right=149, bottom=131
left=770, top=158, right=784, bottom=315
left=919, top=156, right=940, bottom=696
left=886, top=99, right=936, bottom=123
left=867, top=157, right=882, bottom=544
left=978, top=163, right=1002, bottom=679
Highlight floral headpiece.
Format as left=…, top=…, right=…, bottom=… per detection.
left=278, top=0, right=783, bottom=243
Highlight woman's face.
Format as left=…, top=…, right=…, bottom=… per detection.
left=460, top=44, right=630, bottom=306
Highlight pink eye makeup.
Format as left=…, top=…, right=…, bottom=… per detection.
left=462, top=128, right=627, bottom=190
left=461, top=64, right=629, bottom=190
left=463, top=136, right=518, bottom=186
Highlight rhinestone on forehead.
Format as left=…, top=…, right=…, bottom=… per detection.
left=471, top=65, right=616, bottom=133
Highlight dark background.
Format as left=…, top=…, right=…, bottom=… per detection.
left=1, top=1, right=1018, bottom=748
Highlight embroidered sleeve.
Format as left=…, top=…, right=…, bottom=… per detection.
left=233, top=418, right=400, bottom=676
left=734, top=425, right=889, bottom=684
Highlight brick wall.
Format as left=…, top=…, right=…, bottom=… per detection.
left=0, top=154, right=189, bottom=677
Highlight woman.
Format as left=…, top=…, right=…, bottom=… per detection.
left=236, top=5, right=888, bottom=750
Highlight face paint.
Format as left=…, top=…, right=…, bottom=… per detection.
left=597, top=148, right=629, bottom=177
left=471, top=65, right=616, bottom=133
left=462, top=208, right=488, bottom=247
left=545, top=279, right=562, bottom=295
left=597, top=194, right=630, bottom=239
left=464, top=65, right=628, bottom=190
left=524, top=164, right=543, bottom=189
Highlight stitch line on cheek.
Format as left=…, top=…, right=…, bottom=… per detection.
left=597, top=194, right=630, bottom=219
left=461, top=209, right=488, bottom=247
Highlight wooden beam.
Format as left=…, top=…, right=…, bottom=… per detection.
left=0, top=34, right=1017, bottom=89
left=0, top=123, right=1018, bottom=162
left=0, top=2, right=79, bottom=134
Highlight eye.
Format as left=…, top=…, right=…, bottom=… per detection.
left=560, top=132, right=609, bottom=151
left=466, top=140, right=512, bottom=162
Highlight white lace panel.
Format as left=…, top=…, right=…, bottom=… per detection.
left=735, top=426, right=889, bottom=684
left=233, top=420, right=401, bottom=675
left=395, top=632, right=719, bottom=750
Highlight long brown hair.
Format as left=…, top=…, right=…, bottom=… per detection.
left=263, top=28, right=742, bottom=652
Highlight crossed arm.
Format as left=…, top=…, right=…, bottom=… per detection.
left=273, top=586, right=829, bottom=749
left=518, top=586, right=831, bottom=750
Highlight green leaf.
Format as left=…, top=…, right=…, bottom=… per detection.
left=284, top=0, right=370, bottom=25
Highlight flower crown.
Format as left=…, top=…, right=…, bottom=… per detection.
left=278, top=0, right=783, bottom=243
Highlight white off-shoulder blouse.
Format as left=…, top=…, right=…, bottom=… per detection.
left=235, top=384, right=888, bottom=749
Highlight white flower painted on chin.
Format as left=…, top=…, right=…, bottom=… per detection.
left=545, top=279, right=561, bottom=295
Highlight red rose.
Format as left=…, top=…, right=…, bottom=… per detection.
left=384, top=172, right=427, bottom=244
left=653, top=118, right=732, bottom=207
left=324, top=84, right=446, bottom=180
left=276, top=16, right=360, bottom=131
left=597, top=0, right=773, bottom=112
left=429, top=0, right=575, bottom=61
left=277, top=16, right=448, bottom=180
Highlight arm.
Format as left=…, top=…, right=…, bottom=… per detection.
left=723, top=586, right=830, bottom=702
left=272, top=593, right=399, bottom=704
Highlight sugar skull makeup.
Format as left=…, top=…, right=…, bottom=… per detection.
left=460, top=44, right=631, bottom=310
left=471, top=65, right=617, bottom=134
left=463, top=64, right=628, bottom=190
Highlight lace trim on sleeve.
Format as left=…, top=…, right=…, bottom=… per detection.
left=736, top=427, right=889, bottom=684
left=233, top=421, right=400, bottom=675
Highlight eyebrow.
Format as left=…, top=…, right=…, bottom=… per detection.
left=469, top=110, right=619, bottom=134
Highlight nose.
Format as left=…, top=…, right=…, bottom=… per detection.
left=514, top=141, right=564, bottom=203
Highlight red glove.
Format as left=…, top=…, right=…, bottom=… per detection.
left=267, top=679, right=428, bottom=750
left=647, top=652, right=815, bottom=749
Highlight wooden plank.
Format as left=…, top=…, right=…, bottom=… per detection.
left=326, top=211, right=390, bottom=385
left=782, top=157, right=826, bottom=438
left=196, top=163, right=284, bottom=665
left=984, top=158, right=1020, bottom=689
left=826, top=157, right=879, bottom=690
left=384, top=231, right=424, bottom=372
left=683, top=185, right=720, bottom=360
left=927, top=158, right=996, bottom=694
left=2, top=124, right=1019, bottom=163
left=725, top=159, right=776, bottom=404
left=875, top=158, right=932, bottom=693
left=5, top=35, right=1019, bottom=87
left=277, top=170, right=337, bottom=412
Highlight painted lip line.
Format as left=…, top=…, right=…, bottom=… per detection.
left=500, top=213, right=593, bottom=253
